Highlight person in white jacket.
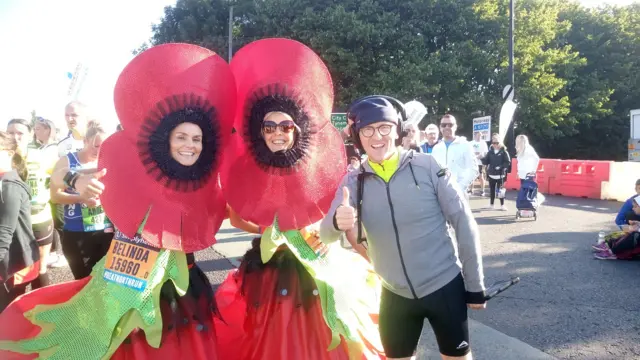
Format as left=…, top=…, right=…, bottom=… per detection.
left=515, top=134, right=540, bottom=181
left=432, top=115, right=478, bottom=195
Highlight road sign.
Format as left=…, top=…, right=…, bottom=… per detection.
left=503, top=85, right=514, bottom=101
left=331, top=113, right=348, bottom=131
left=472, top=116, right=491, bottom=141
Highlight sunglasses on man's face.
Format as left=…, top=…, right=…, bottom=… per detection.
left=262, top=120, right=297, bottom=134
left=440, top=123, right=455, bottom=128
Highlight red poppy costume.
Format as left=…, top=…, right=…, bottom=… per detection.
left=215, top=38, right=385, bottom=360
left=0, top=43, right=236, bottom=360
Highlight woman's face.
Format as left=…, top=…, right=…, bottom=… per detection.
left=7, top=123, right=30, bottom=154
left=262, top=112, right=296, bottom=153
left=169, top=122, right=203, bottom=166
left=34, top=122, right=51, bottom=144
left=492, top=136, right=500, bottom=150
left=83, top=133, right=105, bottom=161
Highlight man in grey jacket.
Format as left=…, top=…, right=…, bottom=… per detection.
left=320, top=96, right=486, bottom=360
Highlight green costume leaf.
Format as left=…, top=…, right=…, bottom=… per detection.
left=0, top=250, right=189, bottom=360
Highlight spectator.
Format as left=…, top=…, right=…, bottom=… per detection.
left=347, top=156, right=361, bottom=172
left=58, top=101, right=90, bottom=158
left=470, top=132, right=489, bottom=196
left=594, top=198, right=640, bottom=260
left=0, top=131, right=39, bottom=311
left=420, top=123, right=440, bottom=153
left=432, top=114, right=478, bottom=195
left=483, top=133, right=511, bottom=211
left=515, top=134, right=540, bottom=182
left=614, top=179, right=640, bottom=229
left=401, top=123, right=423, bottom=152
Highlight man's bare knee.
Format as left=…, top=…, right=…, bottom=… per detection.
left=441, top=351, right=473, bottom=360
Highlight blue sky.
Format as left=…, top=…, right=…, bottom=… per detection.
left=0, top=0, right=636, bottom=132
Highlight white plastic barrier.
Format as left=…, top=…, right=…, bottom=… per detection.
left=601, top=162, right=640, bottom=202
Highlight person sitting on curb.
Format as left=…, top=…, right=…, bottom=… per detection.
left=614, top=179, right=640, bottom=230
left=320, top=96, right=486, bottom=360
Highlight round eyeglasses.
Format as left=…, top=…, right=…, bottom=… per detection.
left=359, top=124, right=394, bottom=138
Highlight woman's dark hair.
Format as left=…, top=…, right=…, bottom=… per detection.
left=246, top=88, right=312, bottom=172
left=0, top=131, right=27, bottom=181
left=7, top=118, right=32, bottom=133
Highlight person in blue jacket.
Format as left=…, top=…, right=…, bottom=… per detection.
left=614, top=179, right=640, bottom=229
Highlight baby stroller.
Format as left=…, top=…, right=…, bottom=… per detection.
left=515, top=173, right=539, bottom=221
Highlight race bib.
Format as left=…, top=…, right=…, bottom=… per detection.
left=81, top=205, right=111, bottom=231
left=103, top=231, right=160, bottom=292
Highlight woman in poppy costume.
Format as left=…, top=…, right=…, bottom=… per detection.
left=215, top=38, right=385, bottom=360
left=0, top=43, right=235, bottom=360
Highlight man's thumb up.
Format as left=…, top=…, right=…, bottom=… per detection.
left=341, top=186, right=351, bottom=207
left=335, top=186, right=356, bottom=231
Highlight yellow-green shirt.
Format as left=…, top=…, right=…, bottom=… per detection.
left=368, top=150, right=399, bottom=182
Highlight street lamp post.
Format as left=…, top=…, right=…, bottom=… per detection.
left=228, top=4, right=234, bottom=62
left=508, top=0, right=515, bottom=88
left=509, top=0, right=516, bottom=151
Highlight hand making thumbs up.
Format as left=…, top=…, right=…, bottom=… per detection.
left=76, top=168, right=108, bottom=199
left=334, top=186, right=357, bottom=231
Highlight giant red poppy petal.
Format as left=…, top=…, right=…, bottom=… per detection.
left=98, top=43, right=234, bottom=251
left=114, top=43, right=235, bottom=142
left=221, top=39, right=346, bottom=230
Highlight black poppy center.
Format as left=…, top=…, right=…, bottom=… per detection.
left=139, top=94, right=220, bottom=192
left=246, top=90, right=311, bottom=171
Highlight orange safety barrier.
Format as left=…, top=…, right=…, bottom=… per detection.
left=503, top=158, right=520, bottom=190
left=549, top=160, right=612, bottom=199
left=503, top=158, right=559, bottom=195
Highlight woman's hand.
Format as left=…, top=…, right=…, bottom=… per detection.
left=300, top=226, right=329, bottom=258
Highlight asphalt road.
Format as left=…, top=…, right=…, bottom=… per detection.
left=467, top=194, right=640, bottom=360
left=46, top=193, right=640, bottom=360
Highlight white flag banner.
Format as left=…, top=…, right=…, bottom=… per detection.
left=498, top=99, right=517, bottom=143
left=403, top=100, right=428, bottom=128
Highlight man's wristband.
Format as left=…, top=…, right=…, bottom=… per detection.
left=465, top=291, right=486, bottom=304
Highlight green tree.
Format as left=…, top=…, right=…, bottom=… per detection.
left=140, top=0, right=639, bottom=159
left=551, top=3, right=640, bottom=160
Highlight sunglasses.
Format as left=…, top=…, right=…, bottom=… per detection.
left=440, top=123, right=455, bottom=128
left=262, top=120, right=297, bottom=134
left=492, top=142, right=500, bottom=145
left=360, top=124, right=394, bottom=138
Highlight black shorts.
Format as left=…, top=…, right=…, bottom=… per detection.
left=478, top=165, right=485, bottom=175
left=61, top=230, right=114, bottom=280
left=32, top=219, right=56, bottom=246
left=379, top=273, right=470, bottom=358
